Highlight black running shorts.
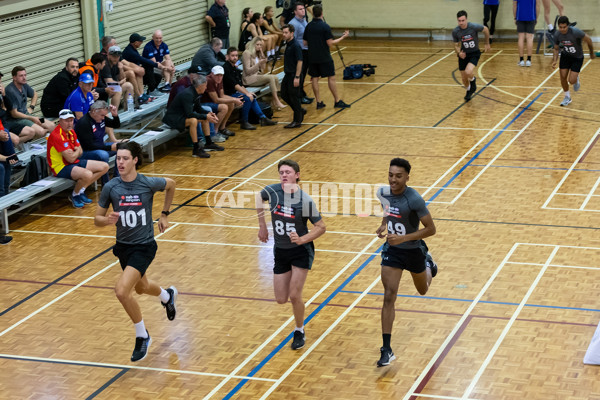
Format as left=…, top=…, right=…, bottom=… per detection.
left=458, top=51, right=481, bottom=71
left=113, top=240, right=158, bottom=277
left=308, top=60, right=335, bottom=78
left=516, top=20, right=535, bottom=34
left=381, top=245, right=426, bottom=274
left=559, top=55, right=584, bottom=72
left=273, top=243, right=315, bottom=274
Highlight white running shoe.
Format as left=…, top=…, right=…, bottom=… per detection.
left=560, top=96, right=572, bottom=107
left=525, top=60, right=532, bottom=67
left=574, top=77, right=581, bottom=92
left=518, top=60, right=525, bottom=67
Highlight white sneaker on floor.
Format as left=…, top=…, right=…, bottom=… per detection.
left=560, top=96, right=572, bottom=107
left=518, top=60, right=525, bottom=67
left=211, top=134, right=226, bottom=143
left=525, top=60, right=531, bottom=67
left=574, top=77, right=580, bottom=92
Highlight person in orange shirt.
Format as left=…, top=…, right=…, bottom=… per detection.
left=47, top=109, right=108, bottom=208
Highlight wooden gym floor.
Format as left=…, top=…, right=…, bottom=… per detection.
left=1, top=39, right=600, bottom=399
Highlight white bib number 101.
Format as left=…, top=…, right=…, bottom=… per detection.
left=275, top=220, right=296, bottom=235
left=119, top=209, right=146, bottom=228
left=387, top=221, right=406, bottom=235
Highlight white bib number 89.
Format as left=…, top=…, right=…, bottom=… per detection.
left=275, top=220, right=296, bottom=235
left=119, top=209, right=147, bottom=228
left=387, top=221, right=406, bottom=235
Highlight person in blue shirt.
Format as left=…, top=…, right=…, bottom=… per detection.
left=513, top=0, right=540, bottom=66
left=483, top=0, right=500, bottom=44
left=64, top=73, right=97, bottom=121
left=123, top=33, right=164, bottom=96
left=142, top=30, right=175, bottom=93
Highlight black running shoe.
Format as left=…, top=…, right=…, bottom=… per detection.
left=425, top=252, right=438, bottom=278
left=131, top=331, right=151, bottom=362
left=316, top=101, right=326, bottom=110
left=162, top=286, right=178, bottom=321
left=0, top=235, right=13, bottom=245
left=193, top=147, right=210, bottom=158
left=291, top=330, right=305, bottom=350
left=205, top=143, right=225, bottom=151
left=469, top=77, right=477, bottom=93
left=464, top=90, right=473, bottom=102
left=334, top=100, right=351, bottom=108
left=377, top=347, right=396, bottom=367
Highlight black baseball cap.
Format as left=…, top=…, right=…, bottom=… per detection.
left=129, top=33, right=146, bottom=43
left=188, top=65, right=203, bottom=74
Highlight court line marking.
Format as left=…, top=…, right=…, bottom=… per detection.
left=421, top=61, right=560, bottom=201
left=228, top=124, right=338, bottom=192
left=336, top=81, right=562, bottom=89
left=543, top=206, right=600, bottom=213
left=402, top=242, right=520, bottom=400
left=0, top=354, right=277, bottom=382
left=449, top=85, right=564, bottom=204
left=542, top=126, right=600, bottom=209
left=0, top=223, right=180, bottom=338
left=401, top=51, right=455, bottom=84
left=555, top=192, right=600, bottom=197
left=461, top=245, right=560, bottom=399
left=580, top=175, right=600, bottom=210
left=202, top=236, right=380, bottom=399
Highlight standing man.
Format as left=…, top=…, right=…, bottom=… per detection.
left=514, top=0, right=540, bottom=67
left=483, top=0, right=500, bottom=44
left=452, top=10, right=491, bottom=102
left=375, top=158, right=438, bottom=367
left=41, top=58, right=80, bottom=118
left=552, top=16, right=595, bottom=107
left=256, top=159, right=326, bottom=350
left=94, top=141, right=178, bottom=362
left=288, top=3, right=313, bottom=105
left=303, top=5, right=350, bottom=110
left=281, top=25, right=304, bottom=129
left=206, top=0, right=231, bottom=49
left=143, top=30, right=176, bottom=92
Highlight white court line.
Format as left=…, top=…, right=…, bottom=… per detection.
left=0, top=354, right=277, bottom=382
left=259, top=274, right=383, bottom=399
left=580, top=175, right=600, bottom=211
left=0, top=223, right=179, bottom=338
left=420, top=64, right=560, bottom=200
left=203, top=236, right=380, bottom=399
left=403, top=242, right=520, bottom=400
left=228, top=124, right=338, bottom=192
left=542, top=126, right=600, bottom=209
left=461, top=245, right=560, bottom=399
left=543, top=206, right=600, bottom=213
left=554, top=192, right=600, bottom=197
left=401, top=51, right=455, bottom=84
left=274, top=121, right=520, bottom=132
left=337, top=81, right=562, bottom=89
left=449, top=79, right=565, bottom=204
left=506, top=260, right=600, bottom=270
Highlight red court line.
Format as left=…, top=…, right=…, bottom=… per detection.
left=579, top=134, right=600, bottom=163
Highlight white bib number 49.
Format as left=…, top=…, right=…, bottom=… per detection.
left=387, top=221, right=406, bottom=236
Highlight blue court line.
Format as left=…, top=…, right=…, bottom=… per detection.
left=427, top=92, right=543, bottom=203
left=339, top=290, right=600, bottom=313
left=223, top=71, right=544, bottom=400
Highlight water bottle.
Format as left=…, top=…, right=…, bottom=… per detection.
left=127, top=93, right=134, bottom=112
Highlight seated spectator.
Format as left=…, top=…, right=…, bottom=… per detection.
left=246, top=13, right=278, bottom=58
left=64, top=73, right=98, bottom=121
left=222, top=53, right=276, bottom=129
left=47, top=109, right=109, bottom=208
left=167, top=65, right=204, bottom=107
left=75, top=101, right=125, bottom=184
left=0, top=71, right=25, bottom=145
left=162, top=75, right=222, bottom=158
left=202, top=66, right=243, bottom=130
left=5, top=66, right=55, bottom=142
left=123, top=33, right=164, bottom=97
left=242, top=38, right=286, bottom=110
left=79, top=53, right=117, bottom=105
left=191, top=38, right=225, bottom=74
left=41, top=58, right=79, bottom=118
left=102, top=36, right=144, bottom=104
left=262, top=6, right=284, bottom=48
left=143, top=30, right=176, bottom=92
left=239, top=7, right=255, bottom=52
left=103, top=46, right=135, bottom=110
left=0, top=120, right=19, bottom=198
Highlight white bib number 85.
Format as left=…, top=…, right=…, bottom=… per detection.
left=387, top=221, right=406, bottom=235
left=275, top=220, right=296, bottom=235
left=119, top=209, right=147, bottom=228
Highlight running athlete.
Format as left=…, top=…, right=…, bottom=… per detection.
left=94, top=141, right=177, bottom=362
left=552, top=16, right=595, bottom=107
left=375, top=158, right=438, bottom=367
left=256, top=159, right=326, bottom=350
left=452, top=10, right=491, bottom=102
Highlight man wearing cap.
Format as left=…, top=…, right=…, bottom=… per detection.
left=143, top=30, right=176, bottom=93
left=41, top=58, right=80, bottom=118
left=64, top=73, right=98, bottom=121
left=202, top=65, right=244, bottom=130
left=47, top=109, right=109, bottom=208
left=103, top=46, right=135, bottom=110
left=123, top=33, right=164, bottom=96
left=5, top=66, right=55, bottom=141
left=102, top=36, right=146, bottom=105
left=221, top=52, right=276, bottom=130
left=191, top=38, right=225, bottom=76
left=80, top=53, right=116, bottom=104
left=162, top=75, right=222, bottom=158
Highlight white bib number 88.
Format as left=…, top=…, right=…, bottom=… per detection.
left=387, top=221, right=406, bottom=235
left=275, top=220, right=296, bottom=235
left=119, top=209, right=147, bottom=228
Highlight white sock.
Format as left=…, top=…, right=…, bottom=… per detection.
left=159, top=287, right=170, bottom=303
left=134, top=321, right=148, bottom=338
left=548, top=24, right=554, bottom=31
left=79, top=187, right=86, bottom=195
left=275, top=46, right=279, bottom=51
left=470, top=76, right=475, bottom=81
left=565, top=91, right=570, bottom=98
left=294, top=326, right=304, bottom=333
left=466, top=84, right=471, bottom=91
left=72, top=190, right=79, bottom=197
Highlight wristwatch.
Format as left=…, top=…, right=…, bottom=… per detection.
left=161, top=210, right=170, bottom=216
left=294, top=76, right=300, bottom=78
left=29, top=104, right=35, bottom=110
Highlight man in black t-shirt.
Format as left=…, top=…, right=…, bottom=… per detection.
left=281, top=25, right=304, bottom=128
left=303, top=5, right=350, bottom=110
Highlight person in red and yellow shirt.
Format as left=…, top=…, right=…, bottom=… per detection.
left=47, top=109, right=109, bottom=208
